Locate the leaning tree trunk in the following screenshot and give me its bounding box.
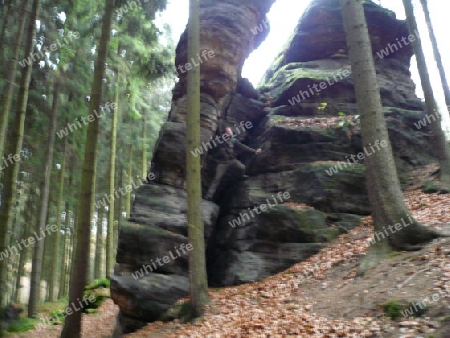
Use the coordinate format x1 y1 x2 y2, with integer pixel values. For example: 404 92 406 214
0 0 31 160
340 0 440 274
0 0 40 309
28 78 60 317
419 0 450 110
60 0 115 335
186 0 209 319
402 0 450 187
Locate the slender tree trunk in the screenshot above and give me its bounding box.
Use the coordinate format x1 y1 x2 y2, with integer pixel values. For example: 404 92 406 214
125 148 133 217
114 166 123 251
13 192 33 303
106 70 119 276
402 0 450 186
94 208 104 279
340 0 440 274
186 0 209 319
0 0 31 160
0 0 40 309
419 0 450 110
0 1 13 52
142 115 147 179
60 0 115 335
58 201 71 299
49 137 66 301
28 79 60 317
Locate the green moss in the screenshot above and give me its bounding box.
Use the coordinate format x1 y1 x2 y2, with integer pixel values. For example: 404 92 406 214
422 181 439 194
388 252 399 258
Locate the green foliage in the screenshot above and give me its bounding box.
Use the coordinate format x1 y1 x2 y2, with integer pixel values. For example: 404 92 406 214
84 277 110 290
335 111 360 133
82 278 111 313
381 300 403 319
7 318 39 333
317 102 327 111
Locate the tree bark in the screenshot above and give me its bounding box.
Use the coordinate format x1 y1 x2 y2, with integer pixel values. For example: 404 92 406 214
28 78 60 317
106 70 119 276
60 0 115 335
94 208 104 279
0 0 40 309
0 0 31 160
402 0 450 187
49 137 67 301
125 147 133 218
419 0 450 110
186 0 209 319
340 0 440 274
58 201 70 299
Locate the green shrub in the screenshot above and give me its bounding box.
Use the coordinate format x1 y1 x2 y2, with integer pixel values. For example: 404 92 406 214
7 317 39 333
381 300 402 319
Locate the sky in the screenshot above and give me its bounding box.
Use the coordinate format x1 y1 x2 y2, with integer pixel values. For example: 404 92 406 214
156 0 450 131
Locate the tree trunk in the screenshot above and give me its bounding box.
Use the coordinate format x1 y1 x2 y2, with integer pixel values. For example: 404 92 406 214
340 0 440 274
0 0 40 309
49 137 67 301
0 0 31 160
28 79 60 317
402 0 450 186
13 192 34 303
186 0 209 319
60 0 115 335
106 70 119 277
125 148 133 218
419 0 450 110
142 115 147 179
94 208 104 279
58 201 70 299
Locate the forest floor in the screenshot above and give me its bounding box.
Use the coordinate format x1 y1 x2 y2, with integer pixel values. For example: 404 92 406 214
10 164 450 338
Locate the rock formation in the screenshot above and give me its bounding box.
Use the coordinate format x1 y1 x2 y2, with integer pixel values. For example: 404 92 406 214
111 0 438 333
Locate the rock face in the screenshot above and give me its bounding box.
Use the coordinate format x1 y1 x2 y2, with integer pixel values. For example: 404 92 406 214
111 0 438 333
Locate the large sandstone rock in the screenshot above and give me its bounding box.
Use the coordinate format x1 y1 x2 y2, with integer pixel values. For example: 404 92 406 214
111 0 439 332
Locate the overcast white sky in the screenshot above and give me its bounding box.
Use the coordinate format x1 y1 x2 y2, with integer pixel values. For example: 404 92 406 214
157 0 449 130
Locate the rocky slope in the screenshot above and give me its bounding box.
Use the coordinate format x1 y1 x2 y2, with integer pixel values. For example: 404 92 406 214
110 0 438 333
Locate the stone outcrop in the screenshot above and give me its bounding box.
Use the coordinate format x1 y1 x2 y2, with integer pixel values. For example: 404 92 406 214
111 0 438 333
